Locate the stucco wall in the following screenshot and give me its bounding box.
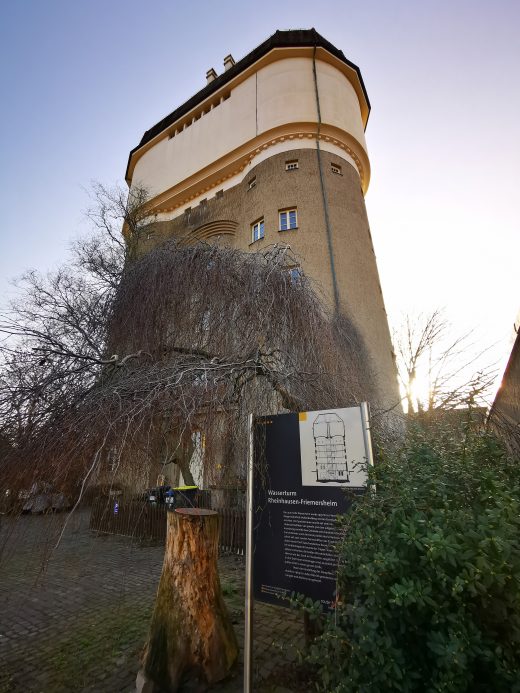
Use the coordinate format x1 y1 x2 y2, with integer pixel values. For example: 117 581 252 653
131 57 367 200
137 149 400 411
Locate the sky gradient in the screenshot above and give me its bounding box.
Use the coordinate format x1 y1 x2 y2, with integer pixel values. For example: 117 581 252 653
1 0 518 394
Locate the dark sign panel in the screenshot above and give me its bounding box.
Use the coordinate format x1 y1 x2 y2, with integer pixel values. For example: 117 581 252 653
252 407 369 610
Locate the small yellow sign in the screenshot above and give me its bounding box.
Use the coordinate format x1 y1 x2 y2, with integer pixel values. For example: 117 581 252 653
298 412 307 422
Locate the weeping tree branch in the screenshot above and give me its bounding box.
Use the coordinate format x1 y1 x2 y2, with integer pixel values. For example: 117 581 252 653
0 183 150 445
0 230 379 509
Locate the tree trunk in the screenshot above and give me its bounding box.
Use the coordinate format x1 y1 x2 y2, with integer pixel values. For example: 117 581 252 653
176 458 196 487
142 508 238 691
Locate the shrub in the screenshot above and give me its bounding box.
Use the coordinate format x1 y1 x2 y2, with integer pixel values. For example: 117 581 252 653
308 425 520 692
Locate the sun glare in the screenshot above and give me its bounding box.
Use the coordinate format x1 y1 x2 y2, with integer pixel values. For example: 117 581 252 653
409 372 432 411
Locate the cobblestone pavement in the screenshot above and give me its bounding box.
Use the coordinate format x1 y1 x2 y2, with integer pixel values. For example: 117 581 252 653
0 511 310 692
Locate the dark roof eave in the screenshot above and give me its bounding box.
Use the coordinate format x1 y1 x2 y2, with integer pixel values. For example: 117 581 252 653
125 29 370 183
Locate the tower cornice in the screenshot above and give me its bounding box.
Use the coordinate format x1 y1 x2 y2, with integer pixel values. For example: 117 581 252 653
130 124 370 226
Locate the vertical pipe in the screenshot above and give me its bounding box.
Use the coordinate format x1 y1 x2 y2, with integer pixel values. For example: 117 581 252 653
243 413 255 692
312 45 340 313
360 402 375 468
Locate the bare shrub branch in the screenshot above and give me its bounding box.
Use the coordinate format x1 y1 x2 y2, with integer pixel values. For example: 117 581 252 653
393 309 497 413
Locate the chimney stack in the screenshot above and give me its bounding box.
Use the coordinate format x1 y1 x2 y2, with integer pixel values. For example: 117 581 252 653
223 54 235 71
206 67 218 84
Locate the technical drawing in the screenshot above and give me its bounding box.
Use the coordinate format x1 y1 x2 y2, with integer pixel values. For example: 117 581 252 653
312 413 349 483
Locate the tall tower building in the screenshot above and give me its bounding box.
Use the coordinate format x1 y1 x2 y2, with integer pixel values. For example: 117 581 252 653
125 29 400 410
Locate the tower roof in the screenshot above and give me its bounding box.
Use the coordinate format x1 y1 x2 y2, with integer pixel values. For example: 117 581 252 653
126 29 370 183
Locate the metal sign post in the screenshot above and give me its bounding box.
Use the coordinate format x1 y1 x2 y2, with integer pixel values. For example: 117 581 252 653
243 413 254 693
360 402 375 468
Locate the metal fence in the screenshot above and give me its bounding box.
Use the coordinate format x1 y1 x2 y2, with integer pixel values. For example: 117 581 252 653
89 494 246 555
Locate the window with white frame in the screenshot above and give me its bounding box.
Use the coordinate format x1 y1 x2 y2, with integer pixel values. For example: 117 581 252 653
285 160 299 171
279 208 297 231
287 266 302 284
251 218 264 242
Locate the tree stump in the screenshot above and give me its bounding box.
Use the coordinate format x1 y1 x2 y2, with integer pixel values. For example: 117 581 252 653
142 508 238 692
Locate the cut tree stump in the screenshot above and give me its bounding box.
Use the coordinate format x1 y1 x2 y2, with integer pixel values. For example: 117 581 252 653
142 508 238 692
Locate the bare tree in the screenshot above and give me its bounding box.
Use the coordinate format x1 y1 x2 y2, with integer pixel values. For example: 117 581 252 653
82 181 151 264
393 309 496 414
0 183 150 444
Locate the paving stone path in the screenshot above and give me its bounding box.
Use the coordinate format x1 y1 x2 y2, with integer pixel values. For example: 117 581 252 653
0 511 311 692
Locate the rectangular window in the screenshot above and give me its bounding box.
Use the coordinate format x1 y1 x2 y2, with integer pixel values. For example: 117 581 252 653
251 218 264 243
331 163 342 175
279 208 297 231
287 266 302 284
248 177 256 190
285 160 299 171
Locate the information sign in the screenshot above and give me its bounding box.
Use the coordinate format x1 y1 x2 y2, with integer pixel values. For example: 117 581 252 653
252 405 372 610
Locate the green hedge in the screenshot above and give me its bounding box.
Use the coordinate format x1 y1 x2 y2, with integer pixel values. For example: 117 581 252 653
308 426 520 692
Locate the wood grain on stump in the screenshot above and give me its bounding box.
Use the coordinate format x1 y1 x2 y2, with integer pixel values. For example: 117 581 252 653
143 508 238 692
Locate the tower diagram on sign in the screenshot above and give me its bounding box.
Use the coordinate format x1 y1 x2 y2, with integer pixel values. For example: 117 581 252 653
312 413 349 483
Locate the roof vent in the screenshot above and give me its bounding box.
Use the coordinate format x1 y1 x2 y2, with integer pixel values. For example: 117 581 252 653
206 67 218 84
223 54 235 71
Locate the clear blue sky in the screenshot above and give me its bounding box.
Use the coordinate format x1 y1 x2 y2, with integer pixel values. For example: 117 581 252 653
1 0 519 386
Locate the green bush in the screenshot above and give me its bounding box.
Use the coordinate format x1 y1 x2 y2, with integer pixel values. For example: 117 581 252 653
308 426 520 692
